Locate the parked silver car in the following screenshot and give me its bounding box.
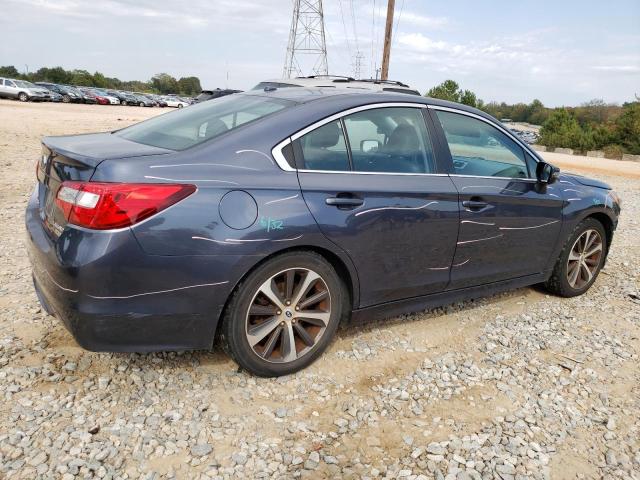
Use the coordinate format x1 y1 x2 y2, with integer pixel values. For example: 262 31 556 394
0 77 51 102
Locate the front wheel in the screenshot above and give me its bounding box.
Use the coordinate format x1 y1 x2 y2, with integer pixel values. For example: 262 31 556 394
18 92 28 102
545 218 607 297
220 252 346 377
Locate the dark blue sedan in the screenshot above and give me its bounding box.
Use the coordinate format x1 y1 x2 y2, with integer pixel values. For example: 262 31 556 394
26 89 621 376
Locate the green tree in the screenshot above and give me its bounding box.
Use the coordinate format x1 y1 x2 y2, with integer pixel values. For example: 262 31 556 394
460 89 478 108
0 65 21 78
177 76 202 96
69 69 95 86
539 109 587 150
151 73 179 94
612 102 640 154
426 80 462 102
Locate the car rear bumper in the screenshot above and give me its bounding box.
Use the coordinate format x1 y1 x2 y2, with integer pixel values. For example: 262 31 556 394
25 188 252 352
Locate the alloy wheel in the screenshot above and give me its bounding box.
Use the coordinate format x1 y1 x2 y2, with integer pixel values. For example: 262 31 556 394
245 268 331 363
566 229 603 289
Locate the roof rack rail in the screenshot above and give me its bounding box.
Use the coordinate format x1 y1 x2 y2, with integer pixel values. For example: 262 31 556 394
357 79 411 88
297 75 356 82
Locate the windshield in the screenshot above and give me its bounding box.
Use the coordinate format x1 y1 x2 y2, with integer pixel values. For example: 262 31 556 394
116 94 293 151
15 80 36 88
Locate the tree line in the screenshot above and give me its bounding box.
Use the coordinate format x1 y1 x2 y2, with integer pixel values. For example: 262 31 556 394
0 66 202 96
425 80 640 156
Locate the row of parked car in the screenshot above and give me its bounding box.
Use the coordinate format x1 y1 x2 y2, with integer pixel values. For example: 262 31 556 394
0 77 194 108
508 128 540 145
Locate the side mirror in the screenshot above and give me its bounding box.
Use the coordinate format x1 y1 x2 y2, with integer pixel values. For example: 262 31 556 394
361 139 381 153
536 162 560 185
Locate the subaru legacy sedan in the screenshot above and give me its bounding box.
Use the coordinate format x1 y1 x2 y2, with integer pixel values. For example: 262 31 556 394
26 89 620 377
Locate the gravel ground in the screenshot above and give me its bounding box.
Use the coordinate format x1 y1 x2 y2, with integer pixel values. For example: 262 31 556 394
0 100 639 480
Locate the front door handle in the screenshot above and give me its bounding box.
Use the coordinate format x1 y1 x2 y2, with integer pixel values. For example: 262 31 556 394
462 199 489 210
325 197 364 208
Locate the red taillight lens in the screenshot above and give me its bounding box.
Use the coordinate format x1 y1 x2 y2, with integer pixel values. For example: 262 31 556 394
55 182 196 230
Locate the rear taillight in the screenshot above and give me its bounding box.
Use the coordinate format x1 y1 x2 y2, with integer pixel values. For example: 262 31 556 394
55 182 196 230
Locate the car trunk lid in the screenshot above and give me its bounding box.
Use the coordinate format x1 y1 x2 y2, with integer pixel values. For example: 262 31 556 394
37 133 172 236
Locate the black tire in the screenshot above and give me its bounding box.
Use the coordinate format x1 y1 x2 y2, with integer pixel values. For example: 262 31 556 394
178 104 183 108
62 95 71 103
121 101 127 106
545 218 607 297
139 102 144 107
18 92 28 102
220 251 347 377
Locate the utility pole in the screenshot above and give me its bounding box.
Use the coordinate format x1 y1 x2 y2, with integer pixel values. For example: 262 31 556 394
283 0 329 78
380 0 395 80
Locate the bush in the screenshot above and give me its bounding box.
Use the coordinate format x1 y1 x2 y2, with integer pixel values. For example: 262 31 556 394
603 144 625 159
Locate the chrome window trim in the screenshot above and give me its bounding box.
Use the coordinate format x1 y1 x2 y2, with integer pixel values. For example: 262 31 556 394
272 137 296 172
270 101 541 181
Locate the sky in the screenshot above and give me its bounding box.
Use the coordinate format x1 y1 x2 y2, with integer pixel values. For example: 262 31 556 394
1 0 639 106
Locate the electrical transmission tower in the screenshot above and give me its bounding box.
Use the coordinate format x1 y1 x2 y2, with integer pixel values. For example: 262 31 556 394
283 0 329 78
352 51 365 79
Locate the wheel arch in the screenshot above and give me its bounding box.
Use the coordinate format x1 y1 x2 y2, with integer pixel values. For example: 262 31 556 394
212 244 359 346
583 211 614 255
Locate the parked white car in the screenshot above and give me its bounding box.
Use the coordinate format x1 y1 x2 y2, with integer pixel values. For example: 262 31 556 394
0 77 51 102
163 96 189 108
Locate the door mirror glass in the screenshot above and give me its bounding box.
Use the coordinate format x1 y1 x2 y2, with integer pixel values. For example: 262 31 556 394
360 139 381 152
536 161 560 184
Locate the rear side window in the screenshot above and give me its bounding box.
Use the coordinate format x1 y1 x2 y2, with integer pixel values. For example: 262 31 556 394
435 110 529 178
344 107 435 173
117 95 293 151
297 120 350 171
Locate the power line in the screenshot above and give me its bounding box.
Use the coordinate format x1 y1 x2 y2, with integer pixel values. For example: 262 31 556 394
391 0 405 49
337 0 353 59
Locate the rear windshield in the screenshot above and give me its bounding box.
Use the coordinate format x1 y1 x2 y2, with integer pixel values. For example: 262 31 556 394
116 94 293 151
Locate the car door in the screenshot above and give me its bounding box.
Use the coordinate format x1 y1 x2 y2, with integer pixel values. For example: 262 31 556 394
289 104 460 307
0 79 13 98
429 107 564 289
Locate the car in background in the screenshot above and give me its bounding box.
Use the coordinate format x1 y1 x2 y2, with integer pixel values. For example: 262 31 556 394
163 95 189 108
48 91 63 103
106 90 138 106
253 75 421 95
61 85 96 104
87 88 120 105
25 90 620 376
127 93 154 107
35 82 84 103
76 87 110 105
0 78 51 102
132 92 160 107
193 88 241 103
147 94 168 107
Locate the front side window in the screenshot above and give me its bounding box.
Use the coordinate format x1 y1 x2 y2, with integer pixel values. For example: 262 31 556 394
117 94 293 151
297 120 350 171
344 107 435 173
435 110 529 178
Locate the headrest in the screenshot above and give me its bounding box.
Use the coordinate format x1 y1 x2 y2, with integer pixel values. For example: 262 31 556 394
308 123 340 148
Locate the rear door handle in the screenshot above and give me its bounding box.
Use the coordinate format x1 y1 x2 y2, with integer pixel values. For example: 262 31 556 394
325 197 364 208
462 200 489 210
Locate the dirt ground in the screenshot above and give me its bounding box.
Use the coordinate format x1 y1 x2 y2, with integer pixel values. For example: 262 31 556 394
0 99 638 480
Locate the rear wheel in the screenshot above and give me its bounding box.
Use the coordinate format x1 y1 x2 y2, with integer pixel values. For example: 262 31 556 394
220 252 346 377
62 95 71 103
18 92 28 102
545 218 607 297
178 103 183 108
139 102 144 107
